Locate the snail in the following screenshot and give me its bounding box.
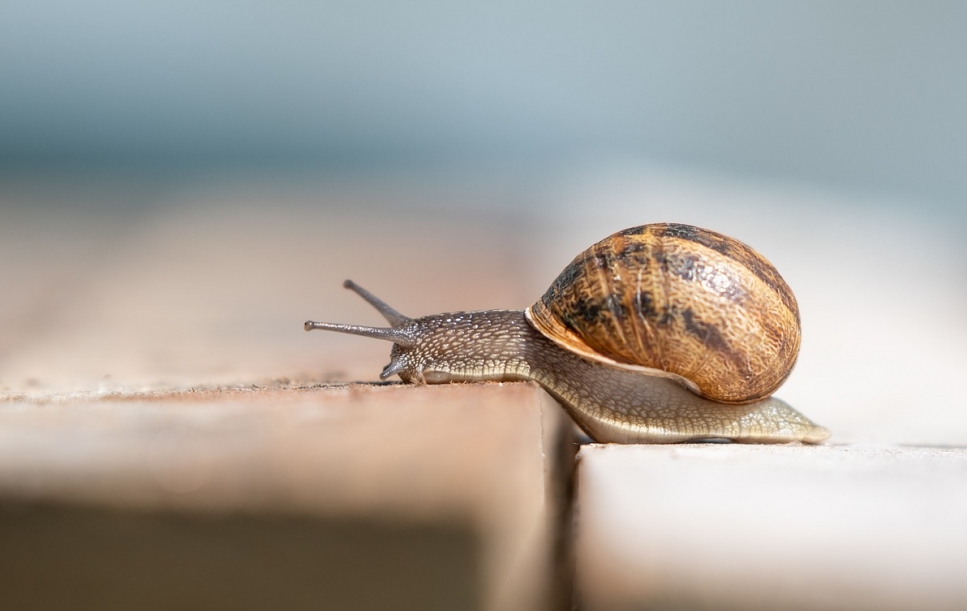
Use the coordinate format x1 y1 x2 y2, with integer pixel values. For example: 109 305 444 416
305 223 829 444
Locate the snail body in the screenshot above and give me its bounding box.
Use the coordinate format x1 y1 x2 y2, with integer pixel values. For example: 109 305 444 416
306 223 828 444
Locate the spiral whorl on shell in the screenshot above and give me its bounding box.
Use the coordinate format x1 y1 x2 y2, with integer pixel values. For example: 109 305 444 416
525 223 801 404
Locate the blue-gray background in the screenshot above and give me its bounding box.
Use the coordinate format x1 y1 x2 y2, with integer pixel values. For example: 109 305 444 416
1 0 965 209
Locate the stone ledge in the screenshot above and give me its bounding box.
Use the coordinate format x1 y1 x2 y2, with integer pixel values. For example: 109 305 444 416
0 382 575 611
575 443 967 611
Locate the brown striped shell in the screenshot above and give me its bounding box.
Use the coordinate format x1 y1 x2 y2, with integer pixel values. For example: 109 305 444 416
525 223 801 404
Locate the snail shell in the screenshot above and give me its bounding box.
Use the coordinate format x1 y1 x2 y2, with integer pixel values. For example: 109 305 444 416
526 223 800 404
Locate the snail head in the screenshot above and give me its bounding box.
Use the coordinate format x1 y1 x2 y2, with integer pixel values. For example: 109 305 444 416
304 279 421 381
305 280 526 384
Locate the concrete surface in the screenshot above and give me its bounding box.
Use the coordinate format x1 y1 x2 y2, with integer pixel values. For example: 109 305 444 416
575 443 967 611
0 382 574 611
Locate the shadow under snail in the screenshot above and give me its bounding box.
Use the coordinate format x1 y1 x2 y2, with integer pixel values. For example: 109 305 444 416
305 223 829 444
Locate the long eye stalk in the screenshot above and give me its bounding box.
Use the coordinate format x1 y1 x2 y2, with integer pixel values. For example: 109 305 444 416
304 280 415 348
303 320 415 348
342 279 411 328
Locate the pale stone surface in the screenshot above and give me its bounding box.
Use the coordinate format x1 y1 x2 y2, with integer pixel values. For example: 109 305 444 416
0 382 574 611
576 443 967 611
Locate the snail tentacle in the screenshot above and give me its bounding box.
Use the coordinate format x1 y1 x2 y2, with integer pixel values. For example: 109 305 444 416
342 279 411 327
304 320 416 348
380 356 408 380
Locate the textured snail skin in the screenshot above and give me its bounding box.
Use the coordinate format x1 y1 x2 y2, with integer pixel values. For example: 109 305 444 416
385 310 828 444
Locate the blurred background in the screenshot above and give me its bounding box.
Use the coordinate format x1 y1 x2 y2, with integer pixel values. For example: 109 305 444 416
2 0 966 444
